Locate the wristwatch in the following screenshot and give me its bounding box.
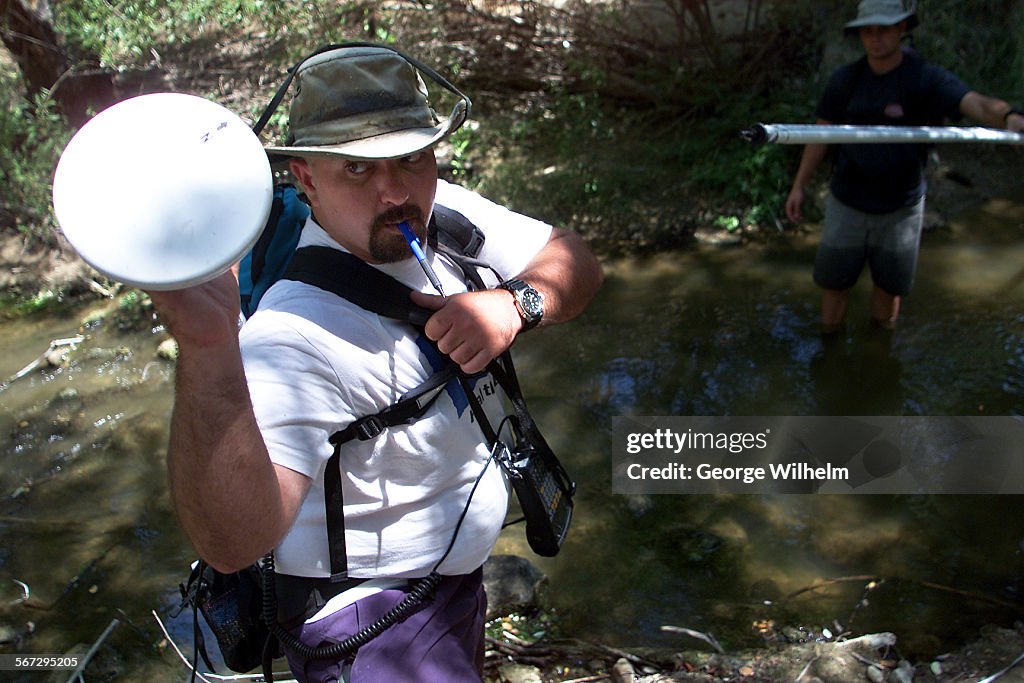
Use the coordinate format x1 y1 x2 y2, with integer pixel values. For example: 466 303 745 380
500 278 544 330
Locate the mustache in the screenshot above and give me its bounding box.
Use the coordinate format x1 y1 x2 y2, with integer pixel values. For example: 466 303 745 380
373 205 425 229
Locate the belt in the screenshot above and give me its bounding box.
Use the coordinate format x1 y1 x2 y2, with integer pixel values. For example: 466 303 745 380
274 573 369 629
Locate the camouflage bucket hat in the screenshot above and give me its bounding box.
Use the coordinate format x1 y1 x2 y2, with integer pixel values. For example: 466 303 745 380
264 45 469 160
843 0 919 35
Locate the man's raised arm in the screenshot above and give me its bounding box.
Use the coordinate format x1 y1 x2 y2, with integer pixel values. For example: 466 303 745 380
148 271 310 574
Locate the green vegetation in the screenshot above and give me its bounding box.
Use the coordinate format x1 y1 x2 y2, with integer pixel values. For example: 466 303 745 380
0 77 70 240
54 0 291 65
2 0 1022 286
458 3 830 251
916 0 1024 96
50 0 401 71
0 288 61 317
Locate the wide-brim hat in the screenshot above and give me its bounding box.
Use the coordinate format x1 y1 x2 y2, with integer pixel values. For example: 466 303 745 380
843 0 918 35
264 46 467 160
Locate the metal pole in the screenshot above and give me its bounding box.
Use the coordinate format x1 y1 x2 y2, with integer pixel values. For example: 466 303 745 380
742 123 1024 146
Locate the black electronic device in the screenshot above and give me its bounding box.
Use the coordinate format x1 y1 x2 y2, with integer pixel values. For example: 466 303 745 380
506 429 575 557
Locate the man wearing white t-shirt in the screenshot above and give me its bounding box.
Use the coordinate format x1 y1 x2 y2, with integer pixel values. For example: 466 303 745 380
148 44 602 682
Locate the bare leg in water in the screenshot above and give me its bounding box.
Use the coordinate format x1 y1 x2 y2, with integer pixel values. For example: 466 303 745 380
820 288 849 335
821 285 901 332
869 285 900 330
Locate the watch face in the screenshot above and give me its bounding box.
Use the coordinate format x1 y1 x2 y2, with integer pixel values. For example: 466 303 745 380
520 288 544 318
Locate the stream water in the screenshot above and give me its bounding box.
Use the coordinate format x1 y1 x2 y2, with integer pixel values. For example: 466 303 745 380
1 190 1023 680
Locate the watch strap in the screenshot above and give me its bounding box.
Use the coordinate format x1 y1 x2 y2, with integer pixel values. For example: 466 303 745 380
500 278 543 330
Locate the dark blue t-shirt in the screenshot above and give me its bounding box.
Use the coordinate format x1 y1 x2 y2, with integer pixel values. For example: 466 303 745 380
817 49 969 213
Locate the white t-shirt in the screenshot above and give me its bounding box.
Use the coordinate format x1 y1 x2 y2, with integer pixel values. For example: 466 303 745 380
239 180 552 579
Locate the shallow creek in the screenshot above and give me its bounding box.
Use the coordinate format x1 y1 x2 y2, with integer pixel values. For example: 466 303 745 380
1 190 1023 679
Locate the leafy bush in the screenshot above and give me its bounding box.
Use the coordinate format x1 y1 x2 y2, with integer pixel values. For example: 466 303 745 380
0 77 70 239
54 0 290 65
913 0 1024 97
4 0 1022 262
463 1 828 248
53 0 389 67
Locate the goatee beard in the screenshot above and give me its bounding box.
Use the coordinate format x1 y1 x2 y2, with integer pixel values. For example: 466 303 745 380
368 205 426 263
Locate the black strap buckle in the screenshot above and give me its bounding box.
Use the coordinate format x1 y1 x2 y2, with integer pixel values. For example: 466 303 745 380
491 441 520 479
354 415 385 440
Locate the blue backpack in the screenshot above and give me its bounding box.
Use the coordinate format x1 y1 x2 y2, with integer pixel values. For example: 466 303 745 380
238 185 310 318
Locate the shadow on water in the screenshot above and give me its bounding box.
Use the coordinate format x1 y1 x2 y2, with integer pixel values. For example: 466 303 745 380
0 189 1023 678
500 189 1024 659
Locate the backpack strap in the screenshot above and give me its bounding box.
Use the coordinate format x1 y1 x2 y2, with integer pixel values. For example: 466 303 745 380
431 206 499 293
282 202 489 320
430 205 485 258
487 354 574 497
284 247 433 327
320 364 457 579
282 245 460 579
283 245 464 438
329 365 458 446
320 447 347 581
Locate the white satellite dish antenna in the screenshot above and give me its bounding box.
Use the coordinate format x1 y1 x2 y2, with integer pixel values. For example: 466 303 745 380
52 93 273 290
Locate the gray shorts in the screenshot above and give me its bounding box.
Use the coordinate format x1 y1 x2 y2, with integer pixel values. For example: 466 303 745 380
813 193 925 296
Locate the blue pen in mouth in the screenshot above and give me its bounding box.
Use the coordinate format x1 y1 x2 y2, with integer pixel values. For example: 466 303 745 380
399 221 446 298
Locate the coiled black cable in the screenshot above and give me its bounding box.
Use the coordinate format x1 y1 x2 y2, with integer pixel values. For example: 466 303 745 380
260 554 441 663
258 401 503 680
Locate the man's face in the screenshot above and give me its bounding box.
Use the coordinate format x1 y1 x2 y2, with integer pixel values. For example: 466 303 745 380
858 22 905 61
290 149 438 264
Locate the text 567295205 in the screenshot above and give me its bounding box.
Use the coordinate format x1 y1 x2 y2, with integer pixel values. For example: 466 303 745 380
0 655 80 670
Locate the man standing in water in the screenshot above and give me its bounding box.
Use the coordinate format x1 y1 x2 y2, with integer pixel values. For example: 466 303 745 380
784 0 1024 333
149 44 602 682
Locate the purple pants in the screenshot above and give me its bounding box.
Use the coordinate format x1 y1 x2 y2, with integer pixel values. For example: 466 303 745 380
283 569 486 683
